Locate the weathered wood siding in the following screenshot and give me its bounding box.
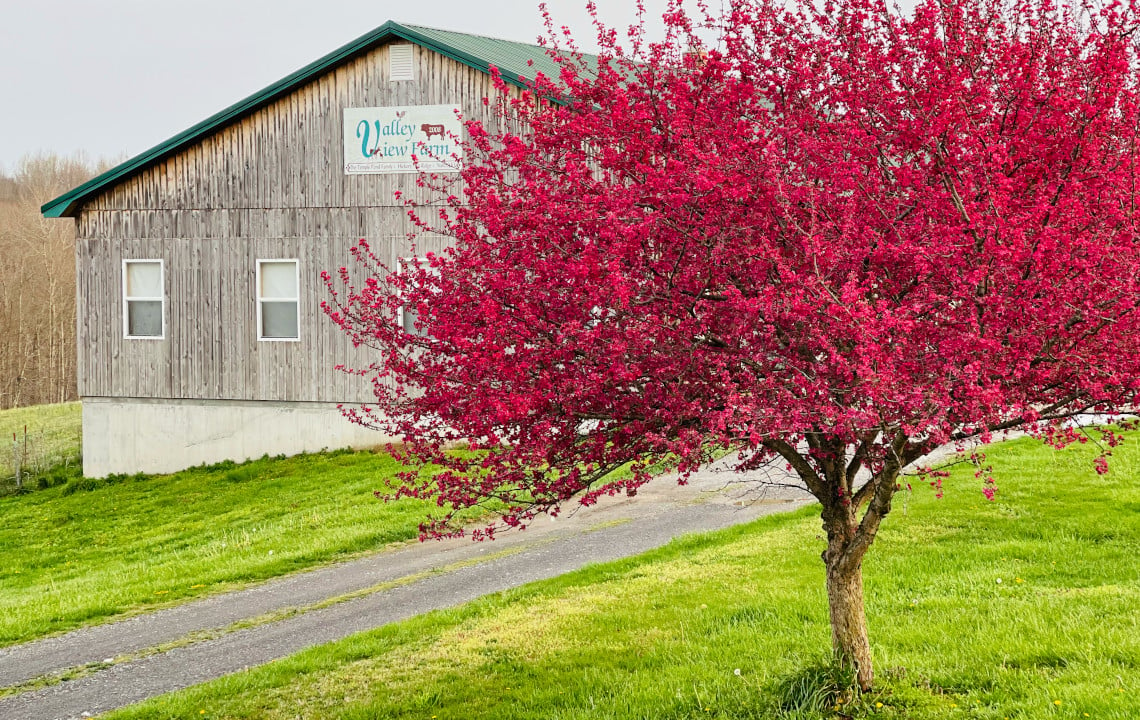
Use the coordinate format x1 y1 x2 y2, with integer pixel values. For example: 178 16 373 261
75 43 501 402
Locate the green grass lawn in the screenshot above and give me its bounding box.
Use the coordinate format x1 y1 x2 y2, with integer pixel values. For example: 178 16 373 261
0 402 81 485
0 448 456 647
101 435 1140 720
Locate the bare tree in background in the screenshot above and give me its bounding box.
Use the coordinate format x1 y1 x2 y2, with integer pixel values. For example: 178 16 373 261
0 153 102 409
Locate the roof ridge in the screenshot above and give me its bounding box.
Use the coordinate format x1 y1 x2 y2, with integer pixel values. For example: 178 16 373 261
399 22 549 50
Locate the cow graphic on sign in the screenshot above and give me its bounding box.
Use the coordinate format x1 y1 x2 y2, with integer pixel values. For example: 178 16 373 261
421 123 446 141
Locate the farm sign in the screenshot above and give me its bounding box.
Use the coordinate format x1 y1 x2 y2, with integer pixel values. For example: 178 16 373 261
343 105 463 174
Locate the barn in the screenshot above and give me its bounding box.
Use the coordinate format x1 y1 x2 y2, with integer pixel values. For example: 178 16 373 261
41 22 555 477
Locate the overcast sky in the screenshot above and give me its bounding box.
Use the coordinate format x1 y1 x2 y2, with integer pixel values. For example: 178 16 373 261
0 0 675 173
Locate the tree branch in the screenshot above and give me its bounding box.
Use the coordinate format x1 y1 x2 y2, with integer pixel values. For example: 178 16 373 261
762 438 827 498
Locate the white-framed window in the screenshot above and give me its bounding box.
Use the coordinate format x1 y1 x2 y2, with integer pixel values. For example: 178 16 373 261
398 256 431 337
257 259 300 341
122 259 164 339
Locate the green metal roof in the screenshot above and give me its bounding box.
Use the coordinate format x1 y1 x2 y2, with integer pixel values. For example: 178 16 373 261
401 24 577 88
42 21 576 219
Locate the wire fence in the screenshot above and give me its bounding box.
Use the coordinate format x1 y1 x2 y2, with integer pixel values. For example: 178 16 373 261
1 403 82 495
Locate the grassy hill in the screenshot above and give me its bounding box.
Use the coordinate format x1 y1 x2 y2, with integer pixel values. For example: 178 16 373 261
0 440 455 646
101 434 1140 720
0 402 81 490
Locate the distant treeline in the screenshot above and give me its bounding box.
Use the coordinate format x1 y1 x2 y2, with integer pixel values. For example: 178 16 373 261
0 154 109 409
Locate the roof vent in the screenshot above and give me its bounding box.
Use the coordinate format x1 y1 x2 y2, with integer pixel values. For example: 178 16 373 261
389 44 414 82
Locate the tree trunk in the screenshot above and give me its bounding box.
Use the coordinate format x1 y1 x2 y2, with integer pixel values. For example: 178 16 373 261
826 557 873 691
767 434 907 694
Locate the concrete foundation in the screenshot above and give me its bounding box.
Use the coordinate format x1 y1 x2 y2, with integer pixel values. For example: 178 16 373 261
81 397 397 477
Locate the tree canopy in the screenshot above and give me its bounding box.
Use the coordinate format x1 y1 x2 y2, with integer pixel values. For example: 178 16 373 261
325 0 1140 688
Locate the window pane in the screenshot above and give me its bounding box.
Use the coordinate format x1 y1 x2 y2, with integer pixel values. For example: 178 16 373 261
402 305 423 335
126 261 161 298
260 261 298 300
128 300 162 337
261 301 299 339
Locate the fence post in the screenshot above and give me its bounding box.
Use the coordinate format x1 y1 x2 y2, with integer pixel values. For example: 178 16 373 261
11 431 20 492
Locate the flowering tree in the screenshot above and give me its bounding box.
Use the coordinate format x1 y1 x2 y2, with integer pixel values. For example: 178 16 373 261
325 0 1140 689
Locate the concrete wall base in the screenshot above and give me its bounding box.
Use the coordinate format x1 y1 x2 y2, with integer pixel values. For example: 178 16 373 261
81 397 397 477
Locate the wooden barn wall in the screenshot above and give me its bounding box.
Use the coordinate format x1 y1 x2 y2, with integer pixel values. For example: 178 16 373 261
75 223 447 402
75 42 500 402
81 43 505 212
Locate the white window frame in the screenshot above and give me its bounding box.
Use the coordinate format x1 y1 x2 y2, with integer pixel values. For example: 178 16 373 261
122 259 165 340
398 256 432 337
256 258 301 342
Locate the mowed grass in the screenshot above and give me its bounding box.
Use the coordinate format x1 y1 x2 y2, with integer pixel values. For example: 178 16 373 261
0 448 454 646
0 402 81 481
104 435 1139 720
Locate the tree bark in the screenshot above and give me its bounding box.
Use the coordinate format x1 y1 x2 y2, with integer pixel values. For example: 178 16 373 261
826 555 873 691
